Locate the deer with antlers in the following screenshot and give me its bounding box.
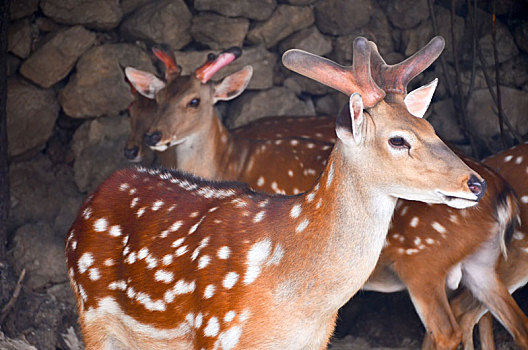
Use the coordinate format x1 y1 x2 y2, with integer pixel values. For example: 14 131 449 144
66 37 485 349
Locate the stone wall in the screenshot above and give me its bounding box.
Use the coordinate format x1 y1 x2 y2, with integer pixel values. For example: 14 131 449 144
4 0 528 348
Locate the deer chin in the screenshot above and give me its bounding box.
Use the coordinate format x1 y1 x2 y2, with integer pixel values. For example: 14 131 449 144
434 190 479 209
149 138 186 152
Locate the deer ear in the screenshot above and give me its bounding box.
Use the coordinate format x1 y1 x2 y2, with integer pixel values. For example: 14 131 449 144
336 93 364 145
213 65 253 103
125 67 166 99
404 78 437 118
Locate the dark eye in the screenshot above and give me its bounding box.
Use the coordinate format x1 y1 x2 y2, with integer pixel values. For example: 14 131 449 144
188 98 200 108
389 137 410 149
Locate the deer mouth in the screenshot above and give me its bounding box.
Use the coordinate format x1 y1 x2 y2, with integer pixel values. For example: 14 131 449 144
150 137 186 152
434 190 479 209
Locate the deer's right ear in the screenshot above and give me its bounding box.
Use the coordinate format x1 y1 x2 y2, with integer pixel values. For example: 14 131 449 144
336 93 364 145
125 67 166 99
213 65 253 103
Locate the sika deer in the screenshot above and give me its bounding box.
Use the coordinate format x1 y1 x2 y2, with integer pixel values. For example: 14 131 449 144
66 37 485 350
125 47 331 195
439 143 528 350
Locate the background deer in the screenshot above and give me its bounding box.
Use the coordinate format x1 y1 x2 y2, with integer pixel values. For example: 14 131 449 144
65 37 485 350
125 47 332 195
435 143 528 350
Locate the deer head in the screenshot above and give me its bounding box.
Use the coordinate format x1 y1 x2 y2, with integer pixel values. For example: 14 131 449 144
125 47 252 152
283 36 485 208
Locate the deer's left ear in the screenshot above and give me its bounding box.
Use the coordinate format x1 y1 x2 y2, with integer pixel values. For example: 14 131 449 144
213 65 253 103
404 78 438 118
125 67 166 99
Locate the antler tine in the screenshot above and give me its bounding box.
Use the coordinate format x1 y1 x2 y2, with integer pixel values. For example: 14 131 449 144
369 36 445 95
282 37 385 108
151 44 181 81
194 47 242 84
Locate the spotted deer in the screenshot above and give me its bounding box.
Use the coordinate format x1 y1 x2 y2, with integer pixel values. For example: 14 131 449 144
125 47 331 195
435 143 528 350
65 37 485 350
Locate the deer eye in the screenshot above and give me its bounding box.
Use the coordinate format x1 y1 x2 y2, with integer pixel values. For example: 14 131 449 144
389 137 410 149
188 98 200 108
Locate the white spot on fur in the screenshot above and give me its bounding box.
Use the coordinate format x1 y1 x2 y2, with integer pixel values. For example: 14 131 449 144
175 245 188 256
197 255 211 269
170 220 183 232
162 254 173 265
504 155 513 162
290 139 299 146
78 253 94 273
409 217 419 227
155 270 174 283
266 244 284 266
82 207 92 219
218 326 242 350
189 216 206 234
223 272 239 289
136 207 146 217
515 156 523 164
125 251 137 264
152 200 164 211
138 247 149 260
204 284 215 299
425 238 436 245
521 196 528 204
218 246 231 259
108 280 127 291
449 215 458 223
288 170 294 177
290 204 302 218
296 219 309 233
104 258 114 266
109 225 122 237
130 197 139 208
94 218 108 232
432 221 446 233
204 317 220 337
244 239 271 285
405 248 419 255
89 268 100 281
326 162 334 188
257 176 265 187
172 237 185 248
253 211 265 223
224 311 236 323
513 231 525 240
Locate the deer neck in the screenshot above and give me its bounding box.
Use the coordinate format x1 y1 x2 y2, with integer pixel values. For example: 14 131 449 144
174 109 245 180
276 144 397 312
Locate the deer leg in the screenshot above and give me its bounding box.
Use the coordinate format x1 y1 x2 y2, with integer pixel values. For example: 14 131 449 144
462 253 528 349
478 313 496 350
404 280 461 350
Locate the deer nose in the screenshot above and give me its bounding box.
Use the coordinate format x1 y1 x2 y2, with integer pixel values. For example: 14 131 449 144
124 146 139 160
144 131 162 146
467 175 486 200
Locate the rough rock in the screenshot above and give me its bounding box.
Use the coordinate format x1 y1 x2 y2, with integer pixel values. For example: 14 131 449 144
226 87 316 128
386 0 429 29
7 54 21 76
247 5 314 48
194 0 276 21
285 0 317 4
283 75 332 96
40 0 122 30
121 0 153 15
4 288 78 350
11 222 69 290
428 99 465 144
466 87 528 138
402 6 465 63
191 13 249 50
499 55 528 88
8 154 82 234
214 46 277 90
0 332 37 350
8 19 32 59
279 26 332 56
59 43 155 118
476 21 519 67
9 0 39 20
71 114 132 193
514 22 528 54
314 93 343 116
314 0 371 36
7 77 59 158
120 0 191 50
20 26 96 88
